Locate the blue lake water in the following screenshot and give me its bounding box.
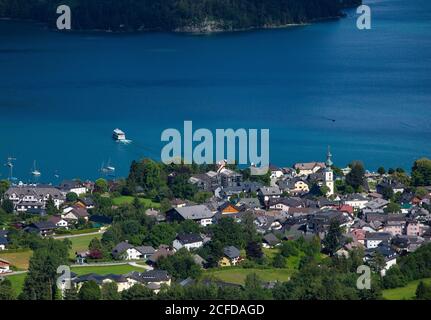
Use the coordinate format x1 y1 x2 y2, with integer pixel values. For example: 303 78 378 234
0 0 430 182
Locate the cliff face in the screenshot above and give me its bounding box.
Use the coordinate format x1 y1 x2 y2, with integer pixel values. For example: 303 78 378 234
0 0 362 33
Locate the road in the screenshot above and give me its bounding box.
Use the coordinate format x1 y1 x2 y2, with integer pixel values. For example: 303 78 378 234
53 229 107 240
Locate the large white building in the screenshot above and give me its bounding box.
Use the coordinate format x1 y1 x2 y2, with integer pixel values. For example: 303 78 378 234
4 185 65 213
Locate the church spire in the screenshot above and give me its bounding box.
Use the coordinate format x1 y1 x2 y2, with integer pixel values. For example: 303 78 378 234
326 146 333 167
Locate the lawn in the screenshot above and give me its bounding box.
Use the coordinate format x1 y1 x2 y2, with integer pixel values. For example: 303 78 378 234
205 267 293 285
67 233 102 259
4 273 27 298
0 250 33 270
112 196 160 208
382 278 431 300
5 264 144 298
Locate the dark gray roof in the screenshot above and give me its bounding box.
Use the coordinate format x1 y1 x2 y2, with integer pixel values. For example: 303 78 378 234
31 221 57 230
176 233 203 244
263 233 280 246
73 273 128 285
135 245 156 255
223 246 240 259
130 270 170 283
173 205 214 220
112 241 134 256
366 232 392 241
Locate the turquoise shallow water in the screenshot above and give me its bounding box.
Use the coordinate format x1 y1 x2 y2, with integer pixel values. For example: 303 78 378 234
0 0 430 182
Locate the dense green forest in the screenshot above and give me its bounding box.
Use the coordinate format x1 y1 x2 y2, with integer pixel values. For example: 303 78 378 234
0 0 362 32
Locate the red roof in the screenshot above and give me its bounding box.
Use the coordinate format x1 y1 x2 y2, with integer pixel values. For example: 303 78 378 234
338 205 354 214
0 258 10 267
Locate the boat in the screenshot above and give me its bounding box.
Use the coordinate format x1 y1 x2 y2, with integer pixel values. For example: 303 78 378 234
31 160 41 176
100 159 115 174
112 128 126 141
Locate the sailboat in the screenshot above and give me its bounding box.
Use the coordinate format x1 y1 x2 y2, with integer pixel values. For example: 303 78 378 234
100 159 115 174
31 160 41 176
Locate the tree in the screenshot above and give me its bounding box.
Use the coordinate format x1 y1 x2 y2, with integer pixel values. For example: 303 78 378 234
415 281 431 300
322 219 343 256
345 161 365 191
377 167 386 175
273 253 286 268
380 185 394 200
147 223 176 247
95 178 108 193
79 281 101 300
244 273 271 300
63 286 79 300
0 278 14 300
384 202 401 214
1 198 14 214
66 192 78 202
121 284 154 300
0 180 10 198
45 196 57 215
157 248 201 280
412 158 431 186
246 241 263 261
280 241 299 258
368 252 386 274
415 187 428 199
101 282 120 300
20 239 69 300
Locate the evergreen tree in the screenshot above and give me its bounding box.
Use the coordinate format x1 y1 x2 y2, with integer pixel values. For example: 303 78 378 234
79 281 101 300
322 219 343 256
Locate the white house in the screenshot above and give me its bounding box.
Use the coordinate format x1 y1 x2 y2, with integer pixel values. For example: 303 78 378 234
0 259 10 274
344 194 369 210
173 234 203 251
112 242 142 260
59 180 88 196
5 185 65 212
365 232 391 249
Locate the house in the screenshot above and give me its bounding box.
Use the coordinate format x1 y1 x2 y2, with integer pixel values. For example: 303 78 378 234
218 202 240 215
26 221 57 236
72 273 132 292
377 180 405 195
343 194 368 210
218 168 243 188
189 172 218 192
258 186 282 203
269 164 284 179
193 254 207 268
76 197 95 209
365 232 391 249
59 180 88 196
48 216 69 229
0 259 11 274
365 244 398 276
5 185 65 212
75 251 89 264
278 178 310 195
0 230 9 250
365 198 389 211
128 270 172 293
172 234 203 251
147 245 174 265
262 233 281 248
61 206 89 223
406 221 424 236
383 220 405 236
219 246 241 267
135 246 156 260
166 205 215 227
235 198 261 210
294 162 325 176
112 242 142 260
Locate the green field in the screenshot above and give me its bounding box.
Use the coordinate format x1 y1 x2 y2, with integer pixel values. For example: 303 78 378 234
5 264 145 298
67 234 102 259
112 196 161 208
205 267 293 285
0 250 33 270
382 278 431 300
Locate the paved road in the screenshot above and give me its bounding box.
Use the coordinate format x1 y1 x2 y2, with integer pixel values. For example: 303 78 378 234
1 270 28 277
53 230 106 240
71 261 152 270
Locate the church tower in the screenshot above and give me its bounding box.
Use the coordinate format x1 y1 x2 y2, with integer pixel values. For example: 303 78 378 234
324 146 334 196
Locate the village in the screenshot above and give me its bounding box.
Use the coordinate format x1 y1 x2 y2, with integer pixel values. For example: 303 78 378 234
1 150 431 300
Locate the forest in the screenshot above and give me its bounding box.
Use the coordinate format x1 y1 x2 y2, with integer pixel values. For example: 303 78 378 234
0 0 362 32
